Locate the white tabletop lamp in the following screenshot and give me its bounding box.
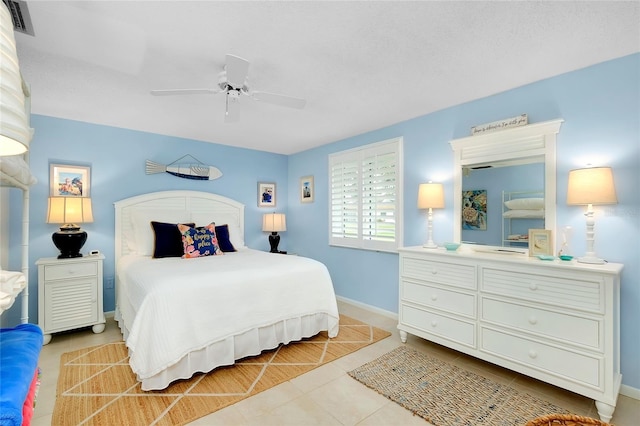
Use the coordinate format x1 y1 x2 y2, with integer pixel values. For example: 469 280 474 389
567 167 617 264
418 182 445 249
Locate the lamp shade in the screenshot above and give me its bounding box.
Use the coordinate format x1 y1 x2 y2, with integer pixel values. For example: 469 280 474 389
567 167 617 205
0 2 32 156
47 197 94 224
262 213 286 232
417 182 445 209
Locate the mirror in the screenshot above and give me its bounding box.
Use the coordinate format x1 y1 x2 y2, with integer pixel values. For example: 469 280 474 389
461 161 545 247
451 119 563 251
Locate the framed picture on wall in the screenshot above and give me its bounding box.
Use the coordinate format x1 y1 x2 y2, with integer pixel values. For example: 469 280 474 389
300 175 314 203
258 182 276 207
528 229 553 257
50 163 90 197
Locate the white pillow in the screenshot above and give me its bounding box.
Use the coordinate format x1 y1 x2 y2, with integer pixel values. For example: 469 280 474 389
227 224 245 249
130 209 190 255
504 198 544 210
502 209 545 218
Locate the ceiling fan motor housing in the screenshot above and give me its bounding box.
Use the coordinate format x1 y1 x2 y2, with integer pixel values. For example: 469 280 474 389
218 70 249 94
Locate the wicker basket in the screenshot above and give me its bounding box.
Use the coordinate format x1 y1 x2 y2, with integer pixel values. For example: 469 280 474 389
525 414 612 426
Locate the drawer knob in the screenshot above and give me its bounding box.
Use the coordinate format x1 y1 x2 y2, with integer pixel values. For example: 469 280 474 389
431 268 438 275
529 283 538 291
528 349 538 359
431 320 438 328
528 316 538 325
431 294 438 301
68 269 76 275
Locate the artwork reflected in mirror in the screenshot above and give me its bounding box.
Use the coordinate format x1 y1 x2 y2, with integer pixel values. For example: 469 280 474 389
462 190 487 231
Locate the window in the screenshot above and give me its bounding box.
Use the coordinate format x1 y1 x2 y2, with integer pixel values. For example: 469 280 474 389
329 137 403 252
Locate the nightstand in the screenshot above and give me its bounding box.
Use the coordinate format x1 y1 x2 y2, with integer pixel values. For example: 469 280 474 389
36 254 106 345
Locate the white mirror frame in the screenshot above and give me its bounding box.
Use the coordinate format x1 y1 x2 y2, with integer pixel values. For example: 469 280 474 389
451 118 563 248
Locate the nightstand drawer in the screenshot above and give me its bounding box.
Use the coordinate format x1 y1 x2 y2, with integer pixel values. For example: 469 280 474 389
44 261 97 281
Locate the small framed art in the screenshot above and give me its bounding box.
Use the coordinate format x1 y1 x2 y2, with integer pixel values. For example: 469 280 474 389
528 229 553 257
300 175 314 203
258 182 276 207
50 163 90 197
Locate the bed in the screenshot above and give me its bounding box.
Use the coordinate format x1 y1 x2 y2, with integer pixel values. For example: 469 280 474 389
114 190 340 391
1 154 42 426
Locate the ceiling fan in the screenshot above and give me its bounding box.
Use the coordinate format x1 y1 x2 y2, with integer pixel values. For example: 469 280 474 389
150 54 306 122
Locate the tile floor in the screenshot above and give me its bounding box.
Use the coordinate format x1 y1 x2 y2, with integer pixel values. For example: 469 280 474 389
31 301 639 425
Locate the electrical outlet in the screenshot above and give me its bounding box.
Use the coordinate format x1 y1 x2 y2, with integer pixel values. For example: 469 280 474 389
104 277 115 289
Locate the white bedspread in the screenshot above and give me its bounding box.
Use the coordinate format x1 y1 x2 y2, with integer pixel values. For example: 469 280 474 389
117 249 339 387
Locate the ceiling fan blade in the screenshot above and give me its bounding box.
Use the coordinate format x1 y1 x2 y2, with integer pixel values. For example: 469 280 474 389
225 54 250 88
252 91 306 109
224 91 240 123
150 89 219 96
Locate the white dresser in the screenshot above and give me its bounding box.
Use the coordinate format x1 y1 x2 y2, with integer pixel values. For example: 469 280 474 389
397 246 623 422
37 254 106 345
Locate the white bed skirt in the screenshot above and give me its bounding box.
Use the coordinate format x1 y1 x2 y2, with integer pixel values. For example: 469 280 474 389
116 307 336 390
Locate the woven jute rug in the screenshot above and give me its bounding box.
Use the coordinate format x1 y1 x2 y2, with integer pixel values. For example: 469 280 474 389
53 315 390 426
349 346 572 426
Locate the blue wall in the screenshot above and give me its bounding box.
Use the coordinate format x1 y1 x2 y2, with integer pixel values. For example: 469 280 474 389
287 54 640 389
6 53 639 390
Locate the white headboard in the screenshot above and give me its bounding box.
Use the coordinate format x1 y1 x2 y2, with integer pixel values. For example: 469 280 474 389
114 190 245 261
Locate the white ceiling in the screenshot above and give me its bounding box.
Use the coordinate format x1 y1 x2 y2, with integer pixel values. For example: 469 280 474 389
13 1 640 155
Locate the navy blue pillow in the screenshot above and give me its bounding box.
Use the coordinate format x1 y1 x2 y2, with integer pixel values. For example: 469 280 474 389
151 221 195 258
215 224 236 252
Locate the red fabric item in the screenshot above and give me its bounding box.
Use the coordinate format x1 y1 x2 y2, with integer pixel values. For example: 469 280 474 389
21 368 39 425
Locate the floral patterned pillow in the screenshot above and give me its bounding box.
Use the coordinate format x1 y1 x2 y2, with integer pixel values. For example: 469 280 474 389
178 223 224 258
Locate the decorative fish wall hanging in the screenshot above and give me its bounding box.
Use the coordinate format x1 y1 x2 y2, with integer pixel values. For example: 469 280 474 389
145 155 222 181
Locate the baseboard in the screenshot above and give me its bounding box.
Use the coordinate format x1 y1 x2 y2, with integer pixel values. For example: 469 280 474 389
336 295 398 320
620 384 640 400
334 297 640 401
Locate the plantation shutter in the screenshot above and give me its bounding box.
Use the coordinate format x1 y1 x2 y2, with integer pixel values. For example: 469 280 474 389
329 137 402 252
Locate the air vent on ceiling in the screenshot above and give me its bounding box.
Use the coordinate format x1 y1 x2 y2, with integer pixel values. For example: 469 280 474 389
2 0 34 36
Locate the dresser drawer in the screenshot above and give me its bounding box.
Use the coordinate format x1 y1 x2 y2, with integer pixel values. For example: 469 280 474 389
44 261 97 281
481 297 602 350
481 268 603 313
402 279 475 318
400 304 475 347
481 327 602 388
401 256 476 290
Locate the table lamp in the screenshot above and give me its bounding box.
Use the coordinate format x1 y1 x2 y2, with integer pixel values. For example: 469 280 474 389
418 182 445 248
262 212 286 253
0 2 33 156
567 167 617 264
46 197 94 258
